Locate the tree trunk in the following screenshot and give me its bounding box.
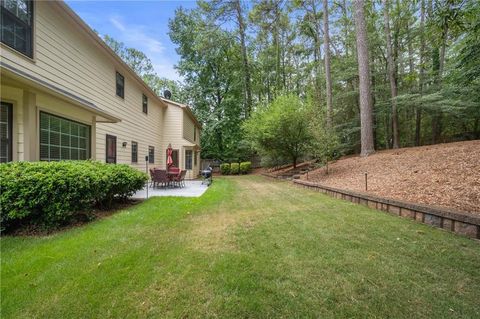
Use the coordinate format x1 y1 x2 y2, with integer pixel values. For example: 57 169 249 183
416 0 426 146
383 0 399 149
323 0 333 128
234 0 252 118
354 0 375 156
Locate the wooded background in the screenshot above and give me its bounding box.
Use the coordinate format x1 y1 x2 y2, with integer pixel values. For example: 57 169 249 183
104 0 480 163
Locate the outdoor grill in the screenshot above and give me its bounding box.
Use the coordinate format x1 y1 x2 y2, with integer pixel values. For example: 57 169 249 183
201 167 213 186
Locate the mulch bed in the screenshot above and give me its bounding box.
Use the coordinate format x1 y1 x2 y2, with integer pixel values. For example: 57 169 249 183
302 140 480 214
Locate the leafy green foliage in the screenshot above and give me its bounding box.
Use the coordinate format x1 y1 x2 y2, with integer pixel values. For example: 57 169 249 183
244 95 313 168
230 163 240 175
239 161 252 174
220 163 231 175
168 0 479 160
0 161 147 231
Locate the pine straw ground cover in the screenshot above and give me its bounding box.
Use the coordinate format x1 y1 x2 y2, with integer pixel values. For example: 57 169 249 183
2 176 480 318
303 140 480 214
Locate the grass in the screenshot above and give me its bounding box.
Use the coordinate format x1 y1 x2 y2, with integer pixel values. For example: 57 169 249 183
1 175 479 318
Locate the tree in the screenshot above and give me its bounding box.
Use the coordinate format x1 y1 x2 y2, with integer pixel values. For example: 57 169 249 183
102 35 154 78
199 0 253 117
353 0 375 156
323 0 333 128
169 7 245 160
383 0 399 148
244 95 312 168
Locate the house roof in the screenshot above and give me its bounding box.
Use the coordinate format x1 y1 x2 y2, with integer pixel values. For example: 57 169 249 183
161 98 203 129
54 1 168 109
1 61 121 123
52 1 202 127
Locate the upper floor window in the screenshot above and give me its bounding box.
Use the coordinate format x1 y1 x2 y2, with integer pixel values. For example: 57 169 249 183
194 127 196 141
116 72 124 98
0 0 34 58
142 94 148 114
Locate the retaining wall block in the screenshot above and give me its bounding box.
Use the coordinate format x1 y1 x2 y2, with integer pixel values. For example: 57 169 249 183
401 208 415 219
368 200 377 209
388 205 401 215
442 219 454 231
415 212 424 222
424 214 442 227
454 222 478 238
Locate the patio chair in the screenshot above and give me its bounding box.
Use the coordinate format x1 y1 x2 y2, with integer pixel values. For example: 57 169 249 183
152 169 169 188
173 170 187 188
149 168 155 188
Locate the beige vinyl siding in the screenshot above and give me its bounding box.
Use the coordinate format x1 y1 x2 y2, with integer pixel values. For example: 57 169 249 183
183 113 195 143
1 2 202 173
161 105 184 168
0 85 24 161
1 2 164 169
161 103 201 179
0 82 97 161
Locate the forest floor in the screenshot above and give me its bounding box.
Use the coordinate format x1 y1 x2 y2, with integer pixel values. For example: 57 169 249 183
303 140 480 214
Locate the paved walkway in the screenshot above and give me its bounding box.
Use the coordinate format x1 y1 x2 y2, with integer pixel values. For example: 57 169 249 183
132 180 209 198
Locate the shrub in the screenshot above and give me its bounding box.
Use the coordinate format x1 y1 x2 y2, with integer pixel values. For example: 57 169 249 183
0 161 147 232
239 162 252 174
230 163 240 175
220 163 231 175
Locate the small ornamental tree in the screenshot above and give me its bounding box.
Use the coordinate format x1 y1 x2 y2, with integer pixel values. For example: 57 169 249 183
244 95 312 168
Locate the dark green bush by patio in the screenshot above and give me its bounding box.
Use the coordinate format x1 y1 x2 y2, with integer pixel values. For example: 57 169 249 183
220 163 231 175
230 163 240 175
0 161 147 232
239 162 252 174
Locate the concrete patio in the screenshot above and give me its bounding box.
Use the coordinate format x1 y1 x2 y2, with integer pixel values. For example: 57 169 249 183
132 180 209 198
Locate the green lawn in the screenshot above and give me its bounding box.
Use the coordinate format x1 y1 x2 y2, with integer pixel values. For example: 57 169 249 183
2 176 479 318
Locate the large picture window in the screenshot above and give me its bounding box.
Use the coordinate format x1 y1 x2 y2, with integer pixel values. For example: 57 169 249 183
0 0 33 57
40 112 90 161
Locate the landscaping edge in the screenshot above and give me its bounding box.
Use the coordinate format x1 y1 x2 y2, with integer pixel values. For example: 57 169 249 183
291 179 480 239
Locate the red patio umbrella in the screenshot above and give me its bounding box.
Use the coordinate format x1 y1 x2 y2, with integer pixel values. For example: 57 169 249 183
167 143 173 167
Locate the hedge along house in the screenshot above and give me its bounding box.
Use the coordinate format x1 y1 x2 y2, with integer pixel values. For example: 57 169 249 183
0 1 202 179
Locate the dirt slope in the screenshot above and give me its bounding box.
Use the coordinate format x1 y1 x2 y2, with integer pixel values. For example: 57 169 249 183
303 140 480 213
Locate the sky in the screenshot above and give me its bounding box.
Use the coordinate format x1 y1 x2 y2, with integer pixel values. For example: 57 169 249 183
65 1 198 82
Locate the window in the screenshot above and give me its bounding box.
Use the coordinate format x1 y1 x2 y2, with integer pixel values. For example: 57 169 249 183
0 102 13 163
116 72 124 98
0 0 33 57
194 151 197 166
194 128 196 141
39 112 91 161
131 141 138 163
148 146 154 164
142 94 148 114
185 150 192 170
106 134 116 163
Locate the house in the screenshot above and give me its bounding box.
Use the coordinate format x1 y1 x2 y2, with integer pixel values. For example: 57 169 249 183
0 0 201 178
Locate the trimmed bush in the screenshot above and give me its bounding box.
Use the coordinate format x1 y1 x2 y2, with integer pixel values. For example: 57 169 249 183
239 162 252 174
230 163 240 175
0 161 147 232
220 163 231 175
